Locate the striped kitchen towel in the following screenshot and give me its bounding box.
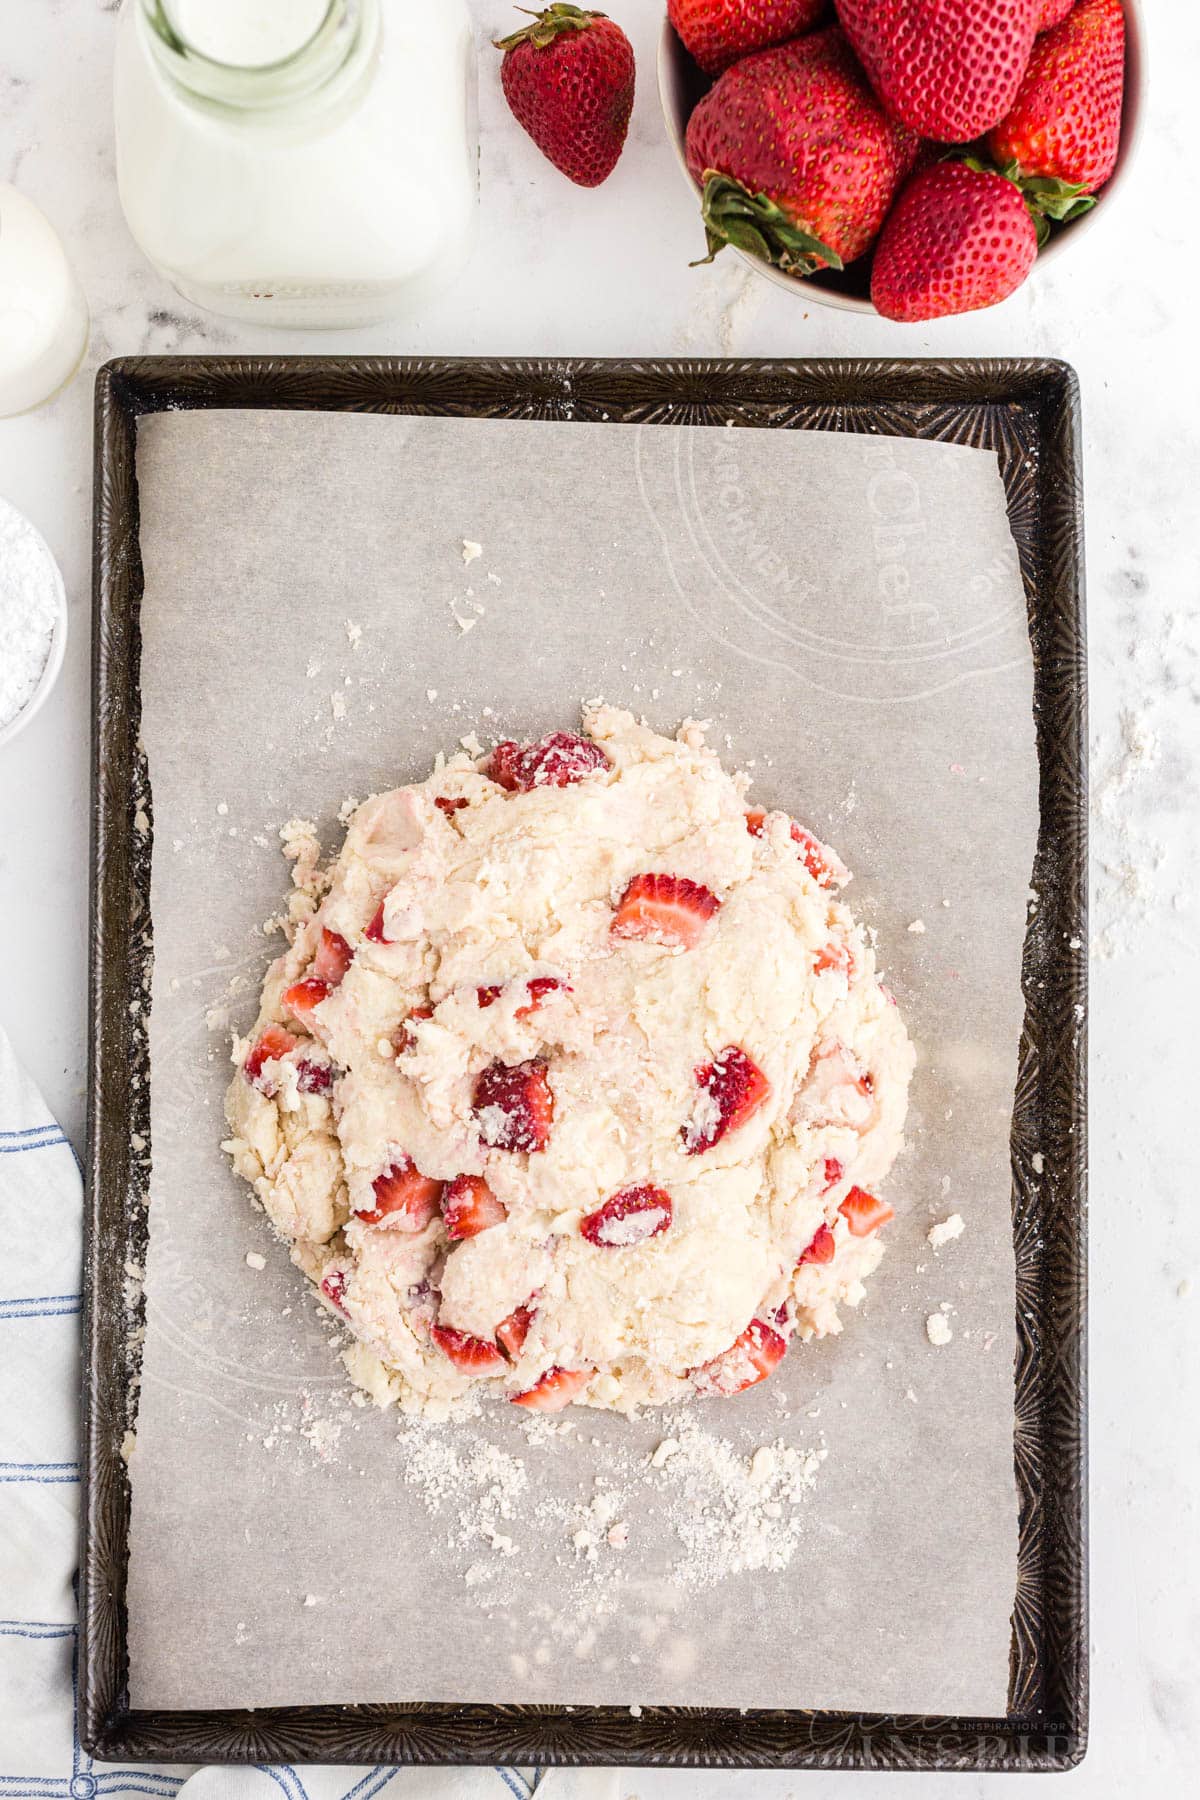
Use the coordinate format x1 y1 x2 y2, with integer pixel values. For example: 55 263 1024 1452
0 1019 615 1800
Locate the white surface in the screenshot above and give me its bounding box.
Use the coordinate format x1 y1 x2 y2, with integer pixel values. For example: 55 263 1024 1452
0 0 1195 1789
0 182 88 416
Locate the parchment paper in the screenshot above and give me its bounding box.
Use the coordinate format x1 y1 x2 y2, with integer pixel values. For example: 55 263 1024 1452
126 408 1036 1716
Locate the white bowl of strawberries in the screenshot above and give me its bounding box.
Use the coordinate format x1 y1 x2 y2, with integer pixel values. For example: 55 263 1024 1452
658 0 1144 320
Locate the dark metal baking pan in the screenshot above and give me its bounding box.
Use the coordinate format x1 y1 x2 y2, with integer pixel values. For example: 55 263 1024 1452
82 356 1086 1769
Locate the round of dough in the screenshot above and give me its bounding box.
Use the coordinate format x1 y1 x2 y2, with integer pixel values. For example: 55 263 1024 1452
223 708 915 1418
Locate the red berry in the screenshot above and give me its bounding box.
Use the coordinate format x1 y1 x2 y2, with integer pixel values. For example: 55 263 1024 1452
611 873 720 951
822 1156 845 1190
798 1222 836 1265
442 1174 508 1240
746 809 839 887
509 1365 593 1411
580 1186 673 1249
354 1158 443 1230
313 927 353 986
669 0 827 76
988 0 1125 192
281 977 330 1024
394 1006 434 1056
683 1046 770 1154
838 1185 895 1236
243 1024 298 1091
496 8 635 190
836 0 1041 141
871 161 1038 323
295 1057 333 1095
693 1318 787 1397
320 1269 348 1313
364 900 390 944
496 1302 537 1360
474 1060 555 1153
435 795 469 815
487 730 610 792
430 1323 507 1373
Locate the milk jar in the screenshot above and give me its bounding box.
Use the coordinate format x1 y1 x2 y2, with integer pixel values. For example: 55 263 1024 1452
113 0 477 328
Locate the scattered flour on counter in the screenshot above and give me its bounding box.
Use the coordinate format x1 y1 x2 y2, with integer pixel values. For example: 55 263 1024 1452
926 1311 953 1347
926 1214 965 1250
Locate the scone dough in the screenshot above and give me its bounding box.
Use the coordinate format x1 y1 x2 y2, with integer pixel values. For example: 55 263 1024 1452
224 708 915 1418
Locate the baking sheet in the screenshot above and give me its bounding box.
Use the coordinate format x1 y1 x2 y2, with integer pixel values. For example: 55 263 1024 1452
125 408 1035 1715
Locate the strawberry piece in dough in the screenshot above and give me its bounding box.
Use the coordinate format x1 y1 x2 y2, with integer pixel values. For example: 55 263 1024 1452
495 1302 537 1361
394 1007 433 1056
487 731 610 792
363 901 390 944
243 1024 298 1090
693 1318 787 1398
683 1046 770 1154
442 1174 507 1240
354 1158 442 1229
746 809 840 887
509 1366 594 1411
580 1186 673 1249
430 1324 507 1373
611 873 720 950
798 1222 836 1265
320 1269 348 1313
313 928 353 986
281 978 330 1025
474 1060 554 1153
839 1186 895 1236
434 795 469 815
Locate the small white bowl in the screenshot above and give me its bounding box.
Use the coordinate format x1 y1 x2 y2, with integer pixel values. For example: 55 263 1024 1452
0 501 68 749
657 0 1146 315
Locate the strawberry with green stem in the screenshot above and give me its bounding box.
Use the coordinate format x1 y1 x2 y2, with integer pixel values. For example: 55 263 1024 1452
989 0 1125 195
495 5 635 189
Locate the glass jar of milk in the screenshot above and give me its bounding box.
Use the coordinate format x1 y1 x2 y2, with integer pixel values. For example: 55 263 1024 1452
113 0 477 329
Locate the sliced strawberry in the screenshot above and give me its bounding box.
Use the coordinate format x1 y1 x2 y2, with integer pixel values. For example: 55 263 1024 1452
394 1006 433 1056
516 975 567 1020
682 1046 770 1154
839 1186 895 1237
798 1222 836 1266
746 809 837 886
430 1323 506 1373
477 984 503 1009
693 1318 787 1398
580 1186 673 1249
295 1057 333 1096
364 900 391 944
496 1302 536 1360
281 977 330 1024
822 1156 845 1191
313 927 353 987
243 1024 298 1090
509 1365 593 1411
435 795 469 816
354 1157 442 1229
814 941 852 977
442 1174 508 1240
611 874 720 950
319 1269 348 1313
474 1060 554 1153
488 731 610 793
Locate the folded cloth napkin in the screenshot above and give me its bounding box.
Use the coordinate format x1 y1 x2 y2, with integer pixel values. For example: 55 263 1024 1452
0 1020 616 1800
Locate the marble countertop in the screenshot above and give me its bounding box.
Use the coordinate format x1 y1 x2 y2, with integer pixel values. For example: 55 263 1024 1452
1 2 1196 1791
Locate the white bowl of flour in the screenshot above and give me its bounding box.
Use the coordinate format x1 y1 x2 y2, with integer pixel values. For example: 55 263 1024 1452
0 497 68 749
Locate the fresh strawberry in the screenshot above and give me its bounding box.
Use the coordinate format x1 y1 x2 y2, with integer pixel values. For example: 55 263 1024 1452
243 1024 298 1090
295 1056 333 1095
685 28 913 274
474 1060 555 1152
683 1046 770 1154
580 1186 673 1248
871 161 1039 321
1037 0 1075 30
814 941 853 977
476 984 503 1009
746 810 841 887
668 0 827 76
394 1006 434 1056
354 1157 443 1229
988 0 1125 193
693 1318 787 1397
495 6 635 189
798 1222 836 1265
611 873 720 950
319 1268 348 1313
838 1185 895 1235
364 899 390 943
430 1323 507 1373
487 730 610 792
822 1155 845 1189
509 1365 593 1410
434 795 469 816
834 0 1040 140
282 977 331 1024
442 1174 508 1240
313 927 353 986
496 1302 537 1359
